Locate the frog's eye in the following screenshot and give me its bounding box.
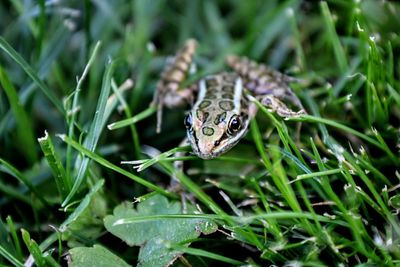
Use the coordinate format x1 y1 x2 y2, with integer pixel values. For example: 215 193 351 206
227 115 241 135
184 113 193 130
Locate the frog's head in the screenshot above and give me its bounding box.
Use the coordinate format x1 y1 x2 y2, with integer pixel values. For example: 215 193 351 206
184 75 249 159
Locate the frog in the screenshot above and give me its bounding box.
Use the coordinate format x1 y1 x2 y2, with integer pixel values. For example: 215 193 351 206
152 39 305 160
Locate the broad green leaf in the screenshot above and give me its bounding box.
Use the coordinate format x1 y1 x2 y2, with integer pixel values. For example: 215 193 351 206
104 195 217 267
69 245 130 267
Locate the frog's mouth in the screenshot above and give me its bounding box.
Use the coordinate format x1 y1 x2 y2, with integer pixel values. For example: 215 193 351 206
196 152 218 160
187 124 249 160
188 133 219 160
192 136 242 160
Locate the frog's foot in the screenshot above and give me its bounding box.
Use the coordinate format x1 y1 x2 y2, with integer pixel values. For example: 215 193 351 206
261 95 306 118
152 39 198 133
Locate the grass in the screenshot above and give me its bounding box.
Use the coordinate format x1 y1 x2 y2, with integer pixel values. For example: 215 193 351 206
0 0 399 266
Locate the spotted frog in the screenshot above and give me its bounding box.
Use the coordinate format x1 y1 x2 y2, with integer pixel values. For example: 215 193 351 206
152 39 305 159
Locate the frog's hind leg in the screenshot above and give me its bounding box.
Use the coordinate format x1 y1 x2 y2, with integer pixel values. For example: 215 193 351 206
152 39 198 133
226 55 305 114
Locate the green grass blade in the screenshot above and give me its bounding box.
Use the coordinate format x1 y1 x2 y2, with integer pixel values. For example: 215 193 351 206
294 169 342 182
60 179 104 229
114 212 344 226
287 7 306 70
204 0 230 50
6 216 23 262
65 41 101 182
107 106 156 130
371 127 398 164
106 79 135 128
0 36 65 115
308 139 375 260
387 84 400 107
320 1 348 73
109 79 140 159
62 58 117 207
332 56 362 98
122 145 190 172
168 243 244 266
36 0 46 56
21 229 46 267
250 0 299 59
57 134 175 199
0 244 24 267
0 65 37 164
43 253 60 267
38 131 70 199
0 158 49 207
289 114 384 150
250 118 301 214
0 25 71 137
249 178 283 240
0 181 31 204
344 154 400 236
159 160 226 216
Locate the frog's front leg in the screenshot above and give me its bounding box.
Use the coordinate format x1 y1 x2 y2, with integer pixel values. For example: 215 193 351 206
258 95 305 117
169 137 189 192
152 39 198 133
226 55 306 117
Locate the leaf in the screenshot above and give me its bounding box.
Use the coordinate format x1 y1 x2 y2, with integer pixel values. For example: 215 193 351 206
104 195 217 267
69 245 130 267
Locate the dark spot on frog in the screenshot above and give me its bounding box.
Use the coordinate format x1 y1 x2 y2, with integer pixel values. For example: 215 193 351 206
219 100 234 111
222 86 234 93
202 126 215 136
199 100 211 109
214 112 227 125
206 79 218 87
196 110 209 122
